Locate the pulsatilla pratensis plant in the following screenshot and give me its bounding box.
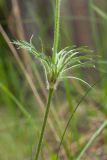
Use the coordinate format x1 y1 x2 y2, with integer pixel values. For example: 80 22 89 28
13 0 94 159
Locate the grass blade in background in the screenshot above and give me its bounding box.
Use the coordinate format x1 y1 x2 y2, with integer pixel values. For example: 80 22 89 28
56 76 105 160
76 120 107 160
1 0 107 159
92 5 107 21
0 82 33 123
0 24 71 158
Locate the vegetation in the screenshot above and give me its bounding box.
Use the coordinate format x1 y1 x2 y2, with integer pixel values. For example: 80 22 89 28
0 0 107 160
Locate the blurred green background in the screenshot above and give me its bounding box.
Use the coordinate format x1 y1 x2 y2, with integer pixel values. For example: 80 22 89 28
0 0 107 159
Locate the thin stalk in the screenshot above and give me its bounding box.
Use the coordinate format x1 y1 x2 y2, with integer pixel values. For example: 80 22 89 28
53 0 61 63
34 88 54 160
0 82 33 123
0 24 63 147
76 120 107 160
56 77 105 160
89 0 99 48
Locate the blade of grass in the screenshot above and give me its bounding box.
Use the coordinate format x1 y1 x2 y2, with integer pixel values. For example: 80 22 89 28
0 82 33 124
76 120 107 160
0 24 69 156
92 4 107 21
56 75 106 160
0 24 44 108
0 25 61 144
64 79 79 158
11 0 34 74
89 0 101 49
64 79 73 112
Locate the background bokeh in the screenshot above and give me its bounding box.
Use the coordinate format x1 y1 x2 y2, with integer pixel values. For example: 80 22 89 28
0 0 107 159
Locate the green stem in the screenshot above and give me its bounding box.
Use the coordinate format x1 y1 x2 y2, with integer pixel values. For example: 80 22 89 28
34 88 54 160
53 0 61 63
76 120 107 160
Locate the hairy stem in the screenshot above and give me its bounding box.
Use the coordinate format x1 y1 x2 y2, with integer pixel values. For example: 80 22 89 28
53 0 61 63
76 120 107 160
34 88 54 160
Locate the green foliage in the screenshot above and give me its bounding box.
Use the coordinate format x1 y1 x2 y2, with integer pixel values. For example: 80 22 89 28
77 120 107 160
13 39 94 89
12 0 95 159
1 0 107 159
